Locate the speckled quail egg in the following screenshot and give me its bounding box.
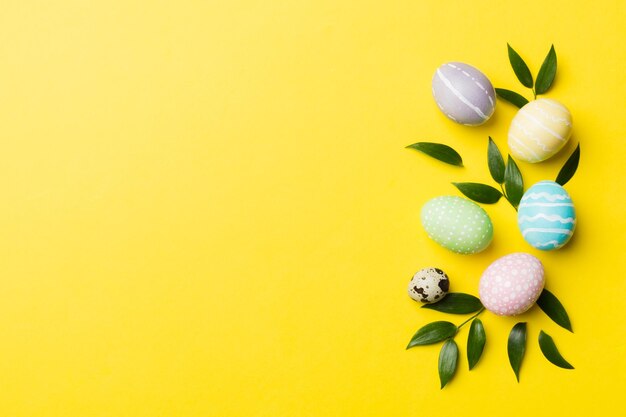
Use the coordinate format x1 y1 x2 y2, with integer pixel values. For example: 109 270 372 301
408 268 450 303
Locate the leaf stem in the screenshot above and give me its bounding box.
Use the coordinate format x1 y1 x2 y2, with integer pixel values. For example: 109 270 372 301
507 197 519 211
499 183 519 211
456 308 485 332
532 88 537 99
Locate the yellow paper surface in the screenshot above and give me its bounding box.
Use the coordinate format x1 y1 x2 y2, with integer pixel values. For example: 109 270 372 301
1 1 625 415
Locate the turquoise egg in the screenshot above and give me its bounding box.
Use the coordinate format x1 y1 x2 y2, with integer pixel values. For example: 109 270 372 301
420 196 493 254
517 181 576 251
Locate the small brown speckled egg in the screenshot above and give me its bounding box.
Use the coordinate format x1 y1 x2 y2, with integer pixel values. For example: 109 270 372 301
408 268 450 303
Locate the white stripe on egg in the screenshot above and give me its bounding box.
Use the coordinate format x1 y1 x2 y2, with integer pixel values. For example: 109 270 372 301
522 228 573 237
520 110 566 141
518 214 576 224
436 69 488 120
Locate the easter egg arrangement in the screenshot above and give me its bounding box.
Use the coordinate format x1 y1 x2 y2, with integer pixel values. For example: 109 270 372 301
405 44 580 388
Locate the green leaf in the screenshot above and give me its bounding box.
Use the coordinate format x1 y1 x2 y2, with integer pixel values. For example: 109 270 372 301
406 142 463 167
488 137 506 184
467 318 486 370
507 322 527 382
537 289 573 332
421 293 483 314
535 45 557 95
507 44 534 88
452 182 503 204
438 339 458 389
504 155 524 209
495 88 529 109
538 330 574 369
406 321 457 349
555 143 580 186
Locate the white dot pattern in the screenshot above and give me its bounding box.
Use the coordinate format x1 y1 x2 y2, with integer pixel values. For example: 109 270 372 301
479 253 545 316
420 196 493 254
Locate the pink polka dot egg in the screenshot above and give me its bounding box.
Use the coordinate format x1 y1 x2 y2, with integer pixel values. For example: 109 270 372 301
478 253 545 316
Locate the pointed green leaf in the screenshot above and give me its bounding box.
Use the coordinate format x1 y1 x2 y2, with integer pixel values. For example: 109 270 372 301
406 321 457 349
438 339 458 389
467 318 486 370
537 289 573 332
406 142 463 167
538 330 574 369
507 322 527 382
488 137 506 184
495 88 530 109
421 293 483 314
555 143 580 186
507 44 534 88
504 155 524 209
535 45 557 95
452 182 502 204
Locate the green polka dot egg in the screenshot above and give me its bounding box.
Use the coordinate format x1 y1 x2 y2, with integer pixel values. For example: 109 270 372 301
420 196 493 254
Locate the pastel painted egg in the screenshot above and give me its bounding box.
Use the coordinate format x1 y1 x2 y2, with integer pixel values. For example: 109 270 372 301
518 180 576 250
508 98 573 163
432 62 496 126
479 253 545 316
407 267 450 303
420 196 493 254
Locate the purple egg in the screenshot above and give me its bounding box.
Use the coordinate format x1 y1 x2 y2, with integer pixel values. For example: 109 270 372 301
431 62 496 126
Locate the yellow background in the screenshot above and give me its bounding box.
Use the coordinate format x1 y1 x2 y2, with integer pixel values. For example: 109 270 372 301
1 1 625 415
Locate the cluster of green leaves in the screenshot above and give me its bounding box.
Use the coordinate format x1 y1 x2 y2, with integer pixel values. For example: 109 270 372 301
407 139 580 202
453 137 523 209
407 289 574 388
451 138 581 210
507 323 574 382
496 44 557 107
406 293 485 388
507 289 576 380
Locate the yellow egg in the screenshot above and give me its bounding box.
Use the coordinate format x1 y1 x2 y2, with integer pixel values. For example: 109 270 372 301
507 98 573 163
